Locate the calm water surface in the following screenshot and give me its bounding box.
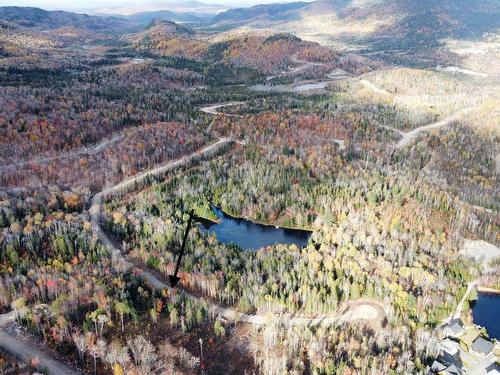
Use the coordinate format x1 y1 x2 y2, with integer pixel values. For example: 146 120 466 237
472 292 500 340
199 207 311 251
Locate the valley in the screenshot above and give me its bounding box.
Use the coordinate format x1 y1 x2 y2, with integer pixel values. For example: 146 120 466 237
0 1 499 374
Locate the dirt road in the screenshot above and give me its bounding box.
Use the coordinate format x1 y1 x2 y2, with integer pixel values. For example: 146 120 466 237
395 110 467 149
359 78 468 149
199 102 244 117
0 312 81 375
0 134 123 170
89 138 384 327
360 79 391 95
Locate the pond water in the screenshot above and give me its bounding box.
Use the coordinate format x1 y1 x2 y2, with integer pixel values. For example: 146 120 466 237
198 207 311 251
472 292 500 340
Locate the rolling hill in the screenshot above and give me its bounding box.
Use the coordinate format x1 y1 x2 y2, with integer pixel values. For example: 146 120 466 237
0 6 139 34
127 24 349 74
212 2 308 25
210 0 500 65
125 10 210 24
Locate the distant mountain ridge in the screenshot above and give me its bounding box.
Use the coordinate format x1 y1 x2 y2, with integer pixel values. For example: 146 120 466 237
0 5 214 37
212 2 308 24
125 10 211 24
211 0 500 62
2 2 499 67
0 6 138 34
91 0 229 21
143 18 194 36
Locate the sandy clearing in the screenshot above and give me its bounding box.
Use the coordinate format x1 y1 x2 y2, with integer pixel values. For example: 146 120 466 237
199 102 244 117
462 239 500 273
346 304 381 321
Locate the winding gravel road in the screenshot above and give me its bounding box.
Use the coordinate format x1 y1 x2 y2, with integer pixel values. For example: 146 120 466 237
360 79 391 96
359 78 469 149
0 134 123 170
395 109 469 149
199 101 244 117
89 137 385 328
0 311 81 375
0 76 403 373
289 53 327 74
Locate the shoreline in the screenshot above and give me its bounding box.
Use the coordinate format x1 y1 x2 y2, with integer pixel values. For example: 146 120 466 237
477 286 500 294
193 210 221 225
218 206 314 233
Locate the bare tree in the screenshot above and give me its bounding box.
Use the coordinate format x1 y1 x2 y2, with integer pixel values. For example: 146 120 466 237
178 347 200 369
105 340 121 368
87 339 99 375
73 332 87 363
96 338 107 365
116 345 130 373
128 335 164 375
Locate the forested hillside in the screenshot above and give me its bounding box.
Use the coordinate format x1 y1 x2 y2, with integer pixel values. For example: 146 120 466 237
0 6 138 34
211 0 500 66
0 3 499 375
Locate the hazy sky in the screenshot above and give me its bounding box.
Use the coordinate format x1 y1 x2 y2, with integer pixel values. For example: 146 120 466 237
0 0 293 12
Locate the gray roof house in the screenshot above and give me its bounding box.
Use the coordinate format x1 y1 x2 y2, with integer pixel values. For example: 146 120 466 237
430 360 463 375
486 363 500 375
444 318 465 337
471 337 494 356
430 352 464 375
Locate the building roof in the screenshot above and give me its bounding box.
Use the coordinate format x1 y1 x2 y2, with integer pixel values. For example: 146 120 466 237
445 363 463 375
486 363 500 375
447 322 465 336
430 359 463 375
445 318 465 336
430 352 463 375
472 337 494 355
440 339 460 355
431 359 448 372
449 318 463 326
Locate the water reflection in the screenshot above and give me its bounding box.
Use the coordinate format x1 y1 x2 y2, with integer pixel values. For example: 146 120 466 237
198 207 311 251
472 292 500 340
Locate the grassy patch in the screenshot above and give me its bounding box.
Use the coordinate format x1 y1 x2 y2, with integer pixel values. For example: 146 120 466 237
460 327 481 350
193 202 220 223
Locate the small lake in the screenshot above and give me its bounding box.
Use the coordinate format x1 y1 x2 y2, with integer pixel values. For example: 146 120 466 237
199 207 311 251
472 292 500 340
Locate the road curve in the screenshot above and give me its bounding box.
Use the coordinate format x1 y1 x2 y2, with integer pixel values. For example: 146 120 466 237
358 78 468 150
0 129 383 374
0 134 123 170
290 53 327 74
0 140 233 375
360 79 391 96
89 138 384 327
199 102 244 117
0 312 81 375
396 110 468 149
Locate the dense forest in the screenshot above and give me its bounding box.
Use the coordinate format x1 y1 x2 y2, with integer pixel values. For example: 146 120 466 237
0 7 499 375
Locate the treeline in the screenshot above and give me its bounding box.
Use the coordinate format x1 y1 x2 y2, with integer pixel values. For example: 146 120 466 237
0 65 201 164
103 142 472 322
101 137 473 372
0 122 207 192
0 190 248 374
